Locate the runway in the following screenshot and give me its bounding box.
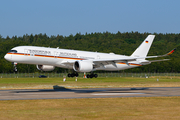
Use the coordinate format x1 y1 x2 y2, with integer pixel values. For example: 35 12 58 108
0 87 180 100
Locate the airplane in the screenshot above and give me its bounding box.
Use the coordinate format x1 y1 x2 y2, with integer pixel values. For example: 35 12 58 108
4 35 175 78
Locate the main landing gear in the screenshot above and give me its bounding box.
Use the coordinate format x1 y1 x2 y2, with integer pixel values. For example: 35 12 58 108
67 73 79 77
86 73 98 78
67 73 98 78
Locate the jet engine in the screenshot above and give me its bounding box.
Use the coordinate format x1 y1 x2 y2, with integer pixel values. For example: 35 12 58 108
73 60 93 72
36 65 55 71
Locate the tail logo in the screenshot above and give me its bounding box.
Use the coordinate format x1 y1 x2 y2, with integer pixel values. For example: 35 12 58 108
145 41 148 43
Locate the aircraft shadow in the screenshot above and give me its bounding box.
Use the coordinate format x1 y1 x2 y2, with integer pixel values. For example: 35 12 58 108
11 85 149 94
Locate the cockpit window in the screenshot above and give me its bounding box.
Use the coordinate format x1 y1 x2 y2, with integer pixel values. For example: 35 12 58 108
8 50 17 53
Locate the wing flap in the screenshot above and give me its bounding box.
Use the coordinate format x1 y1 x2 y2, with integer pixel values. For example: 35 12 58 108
93 58 136 63
93 58 136 67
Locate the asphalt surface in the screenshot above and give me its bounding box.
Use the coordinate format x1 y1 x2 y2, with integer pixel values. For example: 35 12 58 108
0 87 180 100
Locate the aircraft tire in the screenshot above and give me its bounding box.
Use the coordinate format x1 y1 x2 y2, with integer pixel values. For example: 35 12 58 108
90 74 93 78
14 67 17 72
68 74 71 77
74 73 79 77
94 74 98 78
71 74 75 77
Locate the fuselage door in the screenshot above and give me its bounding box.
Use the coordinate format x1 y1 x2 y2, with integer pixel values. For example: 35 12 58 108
10 52 12 59
54 51 59 58
24 49 29 56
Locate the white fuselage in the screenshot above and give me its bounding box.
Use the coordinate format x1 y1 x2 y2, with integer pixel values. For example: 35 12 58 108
4 46 143 71
4 35 173 73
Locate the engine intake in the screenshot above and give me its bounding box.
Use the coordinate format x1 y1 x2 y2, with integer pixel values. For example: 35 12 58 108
73 60 93 72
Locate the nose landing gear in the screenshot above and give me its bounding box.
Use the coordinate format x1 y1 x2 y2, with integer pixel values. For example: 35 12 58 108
12 62 17 72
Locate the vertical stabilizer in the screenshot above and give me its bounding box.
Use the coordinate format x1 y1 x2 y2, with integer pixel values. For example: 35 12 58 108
131 35 155 59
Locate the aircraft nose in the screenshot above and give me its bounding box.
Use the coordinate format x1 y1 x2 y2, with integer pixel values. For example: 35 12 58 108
4 54 10 61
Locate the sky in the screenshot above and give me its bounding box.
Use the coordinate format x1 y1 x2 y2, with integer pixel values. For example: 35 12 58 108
0 0 180 38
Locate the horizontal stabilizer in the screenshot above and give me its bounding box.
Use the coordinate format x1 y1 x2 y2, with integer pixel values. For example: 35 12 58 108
149 59 170 62
140 59 170 65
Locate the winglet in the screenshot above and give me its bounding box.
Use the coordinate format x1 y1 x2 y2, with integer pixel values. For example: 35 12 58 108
137 48 176 59
166 48 176 56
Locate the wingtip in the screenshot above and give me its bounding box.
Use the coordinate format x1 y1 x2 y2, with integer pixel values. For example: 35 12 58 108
167 48 176 55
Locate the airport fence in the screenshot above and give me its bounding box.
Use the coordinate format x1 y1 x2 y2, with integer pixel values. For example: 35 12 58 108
0 72 180 78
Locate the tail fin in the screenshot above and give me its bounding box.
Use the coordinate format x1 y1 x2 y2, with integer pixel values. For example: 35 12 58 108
131 35 155 60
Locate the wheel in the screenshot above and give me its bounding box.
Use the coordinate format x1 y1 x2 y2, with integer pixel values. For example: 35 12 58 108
71 73 74 77
75 73 79 77
90 74 93 78
14 68 17 72
87 74 90 78
67 74 71 77
94 74 98 78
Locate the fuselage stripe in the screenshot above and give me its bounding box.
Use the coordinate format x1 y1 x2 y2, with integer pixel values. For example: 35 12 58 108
7 53 84 60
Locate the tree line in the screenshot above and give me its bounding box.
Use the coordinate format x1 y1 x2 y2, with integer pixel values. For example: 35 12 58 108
0 31 180 73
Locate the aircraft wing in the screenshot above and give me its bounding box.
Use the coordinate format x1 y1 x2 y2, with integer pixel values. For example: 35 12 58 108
60 60 75 66
140 48 176 59
92 58 136 62
61 58 136 64
92 48 175 66
60 57 137 68
92 58 137 67
60 48 175 68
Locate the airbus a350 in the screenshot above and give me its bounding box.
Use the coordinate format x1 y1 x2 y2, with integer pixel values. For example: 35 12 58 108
4 35 175 78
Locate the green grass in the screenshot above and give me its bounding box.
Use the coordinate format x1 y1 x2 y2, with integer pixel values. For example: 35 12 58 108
1 77 180 119
0 97 180 120
0 77 180 89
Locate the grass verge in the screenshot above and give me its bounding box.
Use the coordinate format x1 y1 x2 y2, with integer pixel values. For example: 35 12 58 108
0 76 180 89
0 77 180 119
0 97 180 120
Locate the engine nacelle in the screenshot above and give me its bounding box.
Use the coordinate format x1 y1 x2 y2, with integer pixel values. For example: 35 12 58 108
73 60 93 72
36 65 55 71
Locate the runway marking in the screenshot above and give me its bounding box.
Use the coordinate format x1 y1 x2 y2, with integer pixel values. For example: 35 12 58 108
92 93 145 95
